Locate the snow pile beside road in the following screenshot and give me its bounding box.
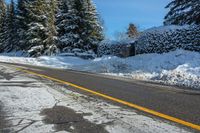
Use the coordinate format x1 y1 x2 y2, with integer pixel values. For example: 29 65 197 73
0 49 200 89
107 50 200 89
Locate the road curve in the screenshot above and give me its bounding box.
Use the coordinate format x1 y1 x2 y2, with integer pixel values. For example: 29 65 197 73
1 62 200 131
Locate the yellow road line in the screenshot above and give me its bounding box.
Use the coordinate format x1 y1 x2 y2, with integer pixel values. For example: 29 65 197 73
16 67 200 131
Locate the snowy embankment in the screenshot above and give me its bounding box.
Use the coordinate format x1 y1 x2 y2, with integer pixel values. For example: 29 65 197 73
0 49 200 89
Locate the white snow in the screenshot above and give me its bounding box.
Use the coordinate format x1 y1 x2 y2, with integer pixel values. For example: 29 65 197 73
0 49 200 89
0 65 57 132
144 25 190 34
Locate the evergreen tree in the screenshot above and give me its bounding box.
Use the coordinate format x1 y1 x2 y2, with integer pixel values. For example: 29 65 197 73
57 0 84 52
1 0 104 56
15 0 29 51
127 23 138 38
57 0 104 53
56 0 71 51
0 0 6 52
0 0 6 30
24 0 57 57
43 0 58 55
84 0 104 52
3 0 17 52
164 0 200 25
0 0 6 28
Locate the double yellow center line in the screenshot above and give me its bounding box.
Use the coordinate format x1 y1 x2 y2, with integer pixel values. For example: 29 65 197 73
16 67 200 131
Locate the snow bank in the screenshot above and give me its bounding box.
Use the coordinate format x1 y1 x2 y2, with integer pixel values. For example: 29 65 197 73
0 49 200 89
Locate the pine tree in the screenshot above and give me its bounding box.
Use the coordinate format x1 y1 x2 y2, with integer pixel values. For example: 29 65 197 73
57 0 104 53
127 23 138 38
56 0 71 51
15 0 29 51
164 0 200 25
43 0 58 55
0 0 6 52
3 0 17 52
0 0 6 28
0 0 6 30
84 0 104 52
1 0 104 56
23 0 58 57
57 0 84 52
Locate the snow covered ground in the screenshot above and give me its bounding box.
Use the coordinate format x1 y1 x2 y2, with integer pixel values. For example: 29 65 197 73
0 64 191 133
0 49 200 89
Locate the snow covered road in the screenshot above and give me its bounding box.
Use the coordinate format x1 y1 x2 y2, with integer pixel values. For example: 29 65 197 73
0 64 194 133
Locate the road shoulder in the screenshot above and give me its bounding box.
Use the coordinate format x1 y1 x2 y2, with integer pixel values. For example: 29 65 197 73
0 64 192 133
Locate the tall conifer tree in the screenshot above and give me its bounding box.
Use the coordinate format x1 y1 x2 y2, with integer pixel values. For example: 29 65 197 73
44 0 58 55
23 0 57 57
84 0 104 52
16 0 29 51
3 0 17 52
0 0 6 52
56 0 71 51
164 0 200 25
57 0 104 53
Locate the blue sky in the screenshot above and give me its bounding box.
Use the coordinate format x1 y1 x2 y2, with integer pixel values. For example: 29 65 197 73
93 0 171 38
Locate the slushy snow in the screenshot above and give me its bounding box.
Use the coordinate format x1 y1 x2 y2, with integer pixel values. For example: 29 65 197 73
0 49 200 89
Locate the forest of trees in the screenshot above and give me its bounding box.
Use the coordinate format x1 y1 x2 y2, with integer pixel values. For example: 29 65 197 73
0 0 104 57
0 0 199 57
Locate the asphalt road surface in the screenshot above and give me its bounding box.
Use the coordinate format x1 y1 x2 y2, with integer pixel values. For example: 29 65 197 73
1 62 200 131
